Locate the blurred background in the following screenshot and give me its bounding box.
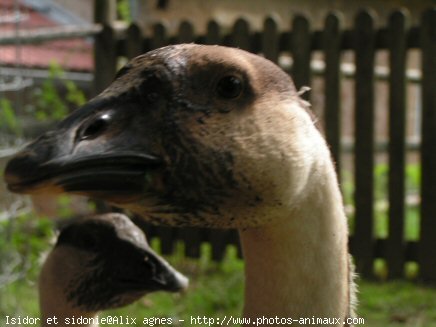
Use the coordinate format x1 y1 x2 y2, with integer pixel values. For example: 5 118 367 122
0 0 435 326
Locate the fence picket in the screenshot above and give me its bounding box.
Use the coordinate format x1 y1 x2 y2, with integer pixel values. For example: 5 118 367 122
209 230 229 261
205 20 221 45
178 21 195 44
290 15 311 101
180 227 204 258
262 17 279 63
231 18 251 50
156 226 177 255
93 24 117 94
353 10 376 278
125 23 143 59
150 23 168 50
323 12 343 178
387 10 409 279
419 8 436 283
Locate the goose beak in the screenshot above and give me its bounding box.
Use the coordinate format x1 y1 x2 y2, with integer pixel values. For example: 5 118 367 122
4 133 61 193
119 252 189 294
146 253 190 293
159 268 190 293
118 267 189 294
4 147 161 202
3 98 163 203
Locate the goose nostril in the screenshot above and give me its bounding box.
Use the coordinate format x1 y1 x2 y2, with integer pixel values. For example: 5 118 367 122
80 114 111 141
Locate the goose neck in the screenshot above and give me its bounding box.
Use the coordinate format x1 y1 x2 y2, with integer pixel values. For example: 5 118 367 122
239 173 349 325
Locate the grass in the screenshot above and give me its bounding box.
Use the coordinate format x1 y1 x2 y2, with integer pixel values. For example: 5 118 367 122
1 241 436 327
359 281 436 327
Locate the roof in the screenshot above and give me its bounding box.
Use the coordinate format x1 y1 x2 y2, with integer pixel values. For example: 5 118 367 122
0 0 93 72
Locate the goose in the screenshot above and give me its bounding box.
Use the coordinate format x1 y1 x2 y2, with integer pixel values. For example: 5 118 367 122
39 213 188 327
5 44 356 326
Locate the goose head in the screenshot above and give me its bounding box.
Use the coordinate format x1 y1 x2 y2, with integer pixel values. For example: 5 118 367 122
5 44 322 228
39 213 188 313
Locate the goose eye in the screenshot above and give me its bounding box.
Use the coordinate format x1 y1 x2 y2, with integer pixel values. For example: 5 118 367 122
216 75 243 99
80 114 111 141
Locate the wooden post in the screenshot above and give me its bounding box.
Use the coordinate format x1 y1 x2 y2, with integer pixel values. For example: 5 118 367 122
387 10 409 280
262 17 279 63
178 21 195 44
419 8 436 283
93 24 117 94
125 23 143 59
156 226 177 255
94 0 116 24
353 10 376 278
180 227 204 259
209 230 229 262
231 18 251 51
323 12 343 178
150 23 168 50
93 0 117 95
205 20 221 45
291 15 311 101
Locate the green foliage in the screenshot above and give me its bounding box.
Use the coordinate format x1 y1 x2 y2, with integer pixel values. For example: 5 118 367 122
117 0 132 22
0 213 54 282
374 163 388 201
341 169 354 206
0 62 86 142
55 194 74 218
0 211 54 317
31 62 86 122
65 80 86 106
0 98 21 135
406 164 420 193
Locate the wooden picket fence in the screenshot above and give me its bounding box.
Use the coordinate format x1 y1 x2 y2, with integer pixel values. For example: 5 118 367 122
92 9 436 282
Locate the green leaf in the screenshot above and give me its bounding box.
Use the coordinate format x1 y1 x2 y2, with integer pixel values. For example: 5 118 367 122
0 98 21 134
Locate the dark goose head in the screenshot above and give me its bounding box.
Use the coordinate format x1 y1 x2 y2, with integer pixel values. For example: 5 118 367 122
39 213 188 313
5 44 316 228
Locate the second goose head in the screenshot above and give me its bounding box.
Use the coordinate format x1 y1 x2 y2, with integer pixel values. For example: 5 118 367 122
39 213 188 322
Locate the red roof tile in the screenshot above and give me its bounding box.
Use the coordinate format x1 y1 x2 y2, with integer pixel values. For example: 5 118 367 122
0 0 93 71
